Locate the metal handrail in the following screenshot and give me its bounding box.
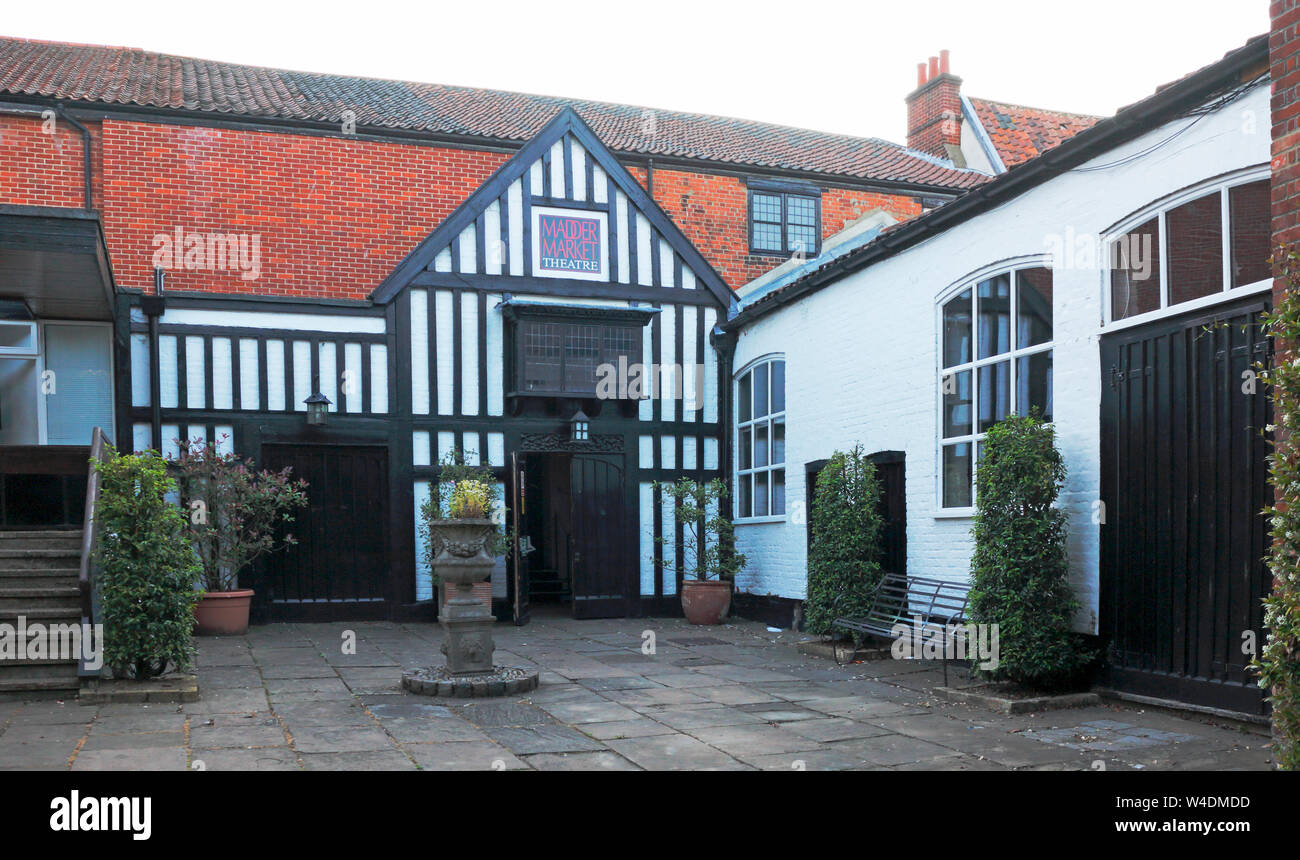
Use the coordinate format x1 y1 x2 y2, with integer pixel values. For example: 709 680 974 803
77 426 111 678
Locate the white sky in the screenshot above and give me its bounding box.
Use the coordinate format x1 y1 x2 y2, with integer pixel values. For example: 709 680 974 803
4 0 1267 144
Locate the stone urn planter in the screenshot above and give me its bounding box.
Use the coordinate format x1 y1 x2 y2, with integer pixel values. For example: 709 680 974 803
429 518 498 674
681 579 732 625
193 589 255 635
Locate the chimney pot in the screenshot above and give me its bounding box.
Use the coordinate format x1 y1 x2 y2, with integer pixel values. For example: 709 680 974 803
929 56 939 79
940 49 950 75
917 62 928 87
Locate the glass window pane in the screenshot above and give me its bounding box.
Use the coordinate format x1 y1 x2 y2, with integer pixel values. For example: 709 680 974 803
754 471 769 517
738 474 752 519
755 422 769 468
786 195 817 226
1230 179 1270 287
1110 217 1161 320
753 193 781 223
1016 351 1053 421
1016 268 1053 348
942 289 972 367
943 443 973 508
752 222 782 252
772 419 785 466
772 469 785 516
739 427 752 470
44 324 113 446
754 362 769 418
1167 192 1224 305
942 369 972 437
787 226 817 257
977 274 1012 359
978 360 1011 432
771 360 785 413
738 370 751 422
522 321 562 391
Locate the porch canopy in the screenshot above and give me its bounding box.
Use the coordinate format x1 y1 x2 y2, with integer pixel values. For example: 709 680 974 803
0 205 115 320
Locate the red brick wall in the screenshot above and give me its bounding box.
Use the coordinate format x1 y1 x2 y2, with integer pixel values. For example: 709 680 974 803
1274 0 1300 259
99 120 509 300
0 114 101 209
0 113 923 298
650 166 921 287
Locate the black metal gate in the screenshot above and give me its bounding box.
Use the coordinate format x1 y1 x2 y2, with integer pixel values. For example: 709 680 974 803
1099 296 1271 714
569 453 630 618
259 444 390 621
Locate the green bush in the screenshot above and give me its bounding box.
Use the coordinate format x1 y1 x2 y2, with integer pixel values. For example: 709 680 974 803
968 413 1089 689
93 448 201 680
804 446 885 637
1257 249 1300 770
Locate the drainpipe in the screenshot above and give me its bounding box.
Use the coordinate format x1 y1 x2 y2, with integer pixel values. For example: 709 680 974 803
646 157 655 196
54 103 94 211
143 268 167 451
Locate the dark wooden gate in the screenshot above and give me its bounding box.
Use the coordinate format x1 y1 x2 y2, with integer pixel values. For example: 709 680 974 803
868 451 907 576
260 444 390 621
509 451 530 626
569 453 629 618
1099 296 1271 714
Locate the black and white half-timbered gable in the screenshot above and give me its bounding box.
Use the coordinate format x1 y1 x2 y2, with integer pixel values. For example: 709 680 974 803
126 108 733 622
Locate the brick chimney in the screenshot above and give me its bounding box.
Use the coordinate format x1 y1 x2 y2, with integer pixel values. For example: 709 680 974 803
906 50 964 162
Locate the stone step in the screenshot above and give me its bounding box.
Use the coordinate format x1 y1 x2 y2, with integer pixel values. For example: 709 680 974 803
0 607 82 624
0 674 80 694
0 531 83 550
0 549 83 570
0 568 79 590
0 586 81 613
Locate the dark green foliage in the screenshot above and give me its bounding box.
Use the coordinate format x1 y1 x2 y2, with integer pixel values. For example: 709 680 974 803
93 448 201 680
804 446 885 637
654 477 745 581
1257 249 1300 770
968 413 1089 689
418 451 511 581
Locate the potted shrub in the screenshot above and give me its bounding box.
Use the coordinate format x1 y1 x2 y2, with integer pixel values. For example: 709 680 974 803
804 446 885 640
968 412 1090 690
656 477 745 625
173 438 308 636
93 448 201 679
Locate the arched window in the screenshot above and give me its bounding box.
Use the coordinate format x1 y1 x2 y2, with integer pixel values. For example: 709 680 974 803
938 265 1053 510
735 356 786 519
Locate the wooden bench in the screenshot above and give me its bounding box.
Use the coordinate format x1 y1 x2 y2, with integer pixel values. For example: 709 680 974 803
832 572 972 685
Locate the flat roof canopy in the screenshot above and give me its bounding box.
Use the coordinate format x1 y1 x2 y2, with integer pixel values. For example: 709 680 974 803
0 205 115 320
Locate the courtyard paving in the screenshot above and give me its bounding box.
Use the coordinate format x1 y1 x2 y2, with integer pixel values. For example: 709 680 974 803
0 614 1275 771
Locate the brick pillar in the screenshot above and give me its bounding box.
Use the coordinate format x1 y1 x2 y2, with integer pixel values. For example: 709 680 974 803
906 50 963 160
1272 1 1300 260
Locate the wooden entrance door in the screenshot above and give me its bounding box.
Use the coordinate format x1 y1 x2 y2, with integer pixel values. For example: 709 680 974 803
1099 296 1271 714
509 451 530 626
260 444 390 621
569 454 629 618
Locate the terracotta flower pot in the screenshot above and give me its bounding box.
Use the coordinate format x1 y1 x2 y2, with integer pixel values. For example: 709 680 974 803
681 579 732 625
194 589 254 636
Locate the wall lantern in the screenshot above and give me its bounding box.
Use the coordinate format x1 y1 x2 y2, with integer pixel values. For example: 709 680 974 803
304 392 332 425
569 410 590 442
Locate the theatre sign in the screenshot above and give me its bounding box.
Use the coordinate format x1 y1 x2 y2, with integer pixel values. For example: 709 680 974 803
532 205 608 280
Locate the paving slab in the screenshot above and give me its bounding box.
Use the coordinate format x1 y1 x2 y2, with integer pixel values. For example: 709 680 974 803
300 750 416 770
485 724 607 755
191 747 300 771
523 751 641 771
405 740 530 771
578 718 678 740
689 724 826 758
604 734 751 771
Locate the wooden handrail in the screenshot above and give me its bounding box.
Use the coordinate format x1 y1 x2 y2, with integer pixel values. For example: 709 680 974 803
78 426 111 678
